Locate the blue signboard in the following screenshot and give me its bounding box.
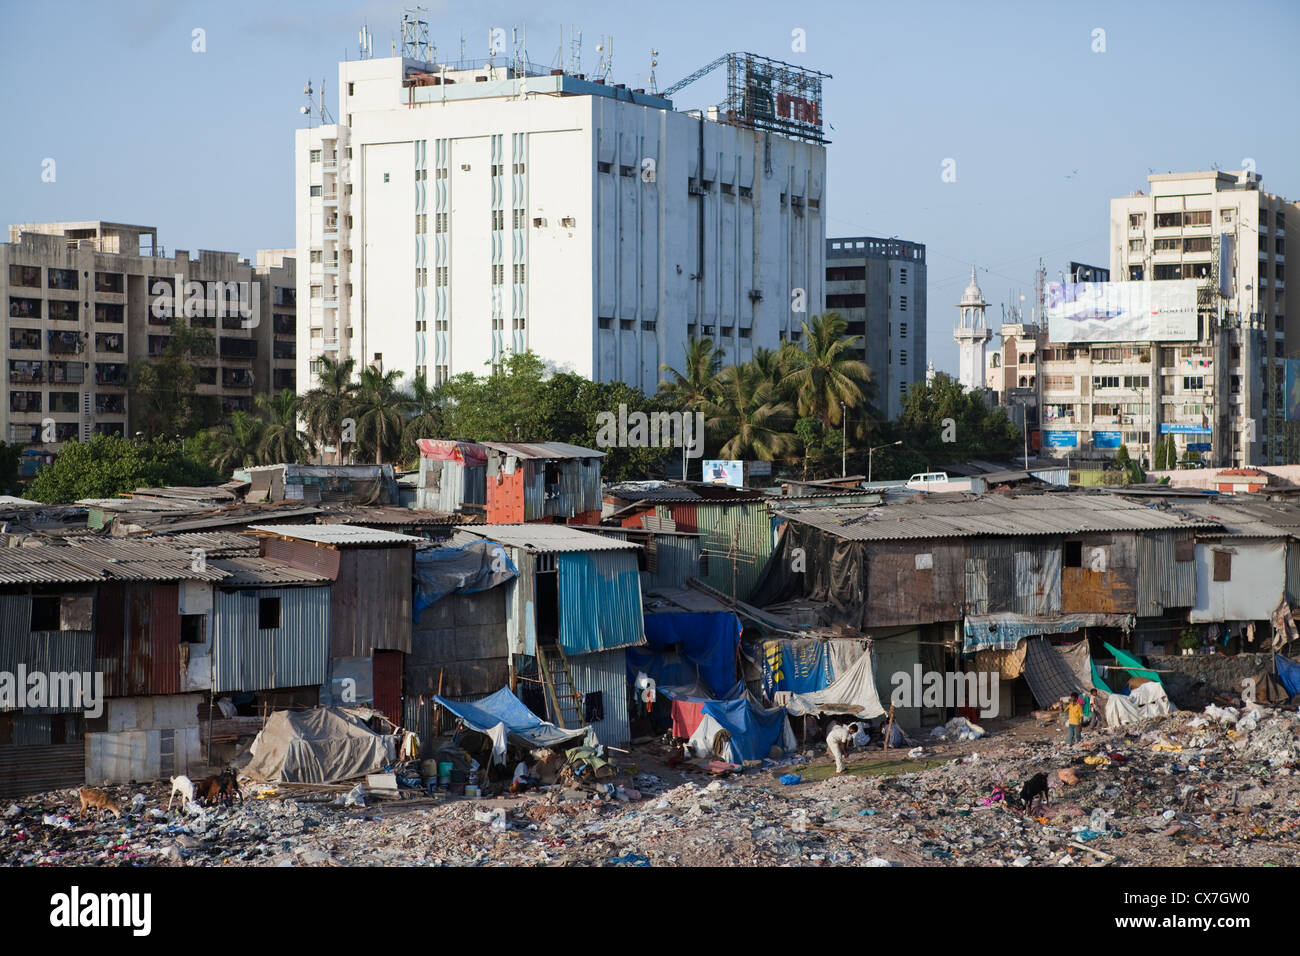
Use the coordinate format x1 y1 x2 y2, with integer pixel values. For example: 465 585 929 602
1160 423 1212 435
1042 431 1079 449
1092 431 1122 449
1187 442 1211 452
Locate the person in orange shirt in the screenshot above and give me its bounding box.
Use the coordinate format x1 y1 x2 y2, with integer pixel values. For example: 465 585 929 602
1065 692 1084 747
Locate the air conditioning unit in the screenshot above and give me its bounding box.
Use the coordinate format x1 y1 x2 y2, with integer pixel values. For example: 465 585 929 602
1121 416 1134 424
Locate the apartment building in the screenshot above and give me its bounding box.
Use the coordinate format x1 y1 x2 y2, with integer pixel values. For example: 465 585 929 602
0 222 295 452
1024 170 1297 467
295 52 827 396
825 236 926 419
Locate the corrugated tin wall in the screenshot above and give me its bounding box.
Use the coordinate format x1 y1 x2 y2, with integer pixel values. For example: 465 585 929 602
128 584 181 696
965 539 1061 615
864 541 966 627
593 531 701 591
566 647 631 747
1287 540 1300 609
0 630 96 714
0 742 84 799
213 586 330 693
691 503 773 602
556 550 644 654
416 459 485 511
1138 531 1197 616
331 548 413 657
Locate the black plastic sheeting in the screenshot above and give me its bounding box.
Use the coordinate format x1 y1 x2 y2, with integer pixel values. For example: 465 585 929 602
748 521 868 628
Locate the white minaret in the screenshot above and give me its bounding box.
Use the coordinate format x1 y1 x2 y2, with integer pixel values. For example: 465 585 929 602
954 267 992 391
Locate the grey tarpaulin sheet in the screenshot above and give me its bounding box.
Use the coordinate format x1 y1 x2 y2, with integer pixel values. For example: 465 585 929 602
243 707 396 784
1021 637 1088 709
784 647 887 719
1058 639 1103 695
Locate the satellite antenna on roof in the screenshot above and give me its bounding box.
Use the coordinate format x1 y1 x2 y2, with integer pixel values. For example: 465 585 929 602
569 26 582 75
359 23 373 59
300 81 313 128
648 49 659 94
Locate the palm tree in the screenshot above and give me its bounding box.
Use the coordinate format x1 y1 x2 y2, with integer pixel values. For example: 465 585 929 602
301 356 357 464
208 410 264 474
400 371 444 464
352 367 412 464
784 312 871 430
255 389 313 464
659 337 723 412
712 362 798 460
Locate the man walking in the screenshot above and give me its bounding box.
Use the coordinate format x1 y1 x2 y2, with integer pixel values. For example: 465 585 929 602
1065 692 1084 747
826 721 858 774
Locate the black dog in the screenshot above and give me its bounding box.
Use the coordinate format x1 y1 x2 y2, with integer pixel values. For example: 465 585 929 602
1017 772 1050 813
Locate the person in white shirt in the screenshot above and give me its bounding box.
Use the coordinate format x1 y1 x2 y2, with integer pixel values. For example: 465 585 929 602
825 721 859 774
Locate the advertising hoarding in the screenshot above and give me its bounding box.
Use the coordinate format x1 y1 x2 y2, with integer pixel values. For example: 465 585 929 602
1046 280 1199 343
1042 431 1078 449
1092 431 1122 449
1159 423 1212 435
702 460 744 487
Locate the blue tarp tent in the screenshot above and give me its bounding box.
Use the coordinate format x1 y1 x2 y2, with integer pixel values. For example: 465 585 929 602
689 694 796 763
761 639 833 696
1276 655 1300 697
627 611 741 699
413 541 517 618
434 687 588 749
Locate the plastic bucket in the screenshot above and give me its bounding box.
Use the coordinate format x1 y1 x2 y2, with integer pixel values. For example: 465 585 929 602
437 761 453 785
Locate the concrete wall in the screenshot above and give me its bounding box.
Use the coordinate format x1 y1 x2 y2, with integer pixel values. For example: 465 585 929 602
1158 651 1272 708
85 693 203 785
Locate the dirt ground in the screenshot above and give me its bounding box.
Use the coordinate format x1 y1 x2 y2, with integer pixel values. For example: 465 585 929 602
5 706 1300 867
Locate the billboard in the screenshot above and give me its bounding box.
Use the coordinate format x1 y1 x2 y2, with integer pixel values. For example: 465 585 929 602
1046 280 1199 343
1042 431 1078 449
1160 423 1212 435
729 53 830 145
1285 359 1300 422
1092 431 1122 449
702 460 744 487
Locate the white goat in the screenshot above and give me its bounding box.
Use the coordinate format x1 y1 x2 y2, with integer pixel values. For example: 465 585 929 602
167 775 195 812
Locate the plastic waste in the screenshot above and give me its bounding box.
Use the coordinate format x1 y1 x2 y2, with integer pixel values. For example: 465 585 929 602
779 774 802 785
42 814 73 830
1089 808 1110 831
339 784 367 807
908 746 925 758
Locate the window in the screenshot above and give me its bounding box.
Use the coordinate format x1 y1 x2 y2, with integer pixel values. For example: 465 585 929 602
900 268 907 284
310 250 322 263
1220 209 1233 224
1128 213 1144 228
899 323 907 338
1064 541 1083 568
491 209 504 230
416 213 427 233
492 264 504 285
826 266 865 282
513 263 526 284
513 162 525 174
1183 376 1204 390
1122 375 1150 388
1129 266 1144 280
512 209 526 229
1092 376 1120 389
1045 375 1073 391
30 596 60 631
1155 212 1182 228
383 172 390 183
899 296 907 311
1213 550 1232 582
899 350 907 366
1153 264 1182 280
435 213 448 233
310 149 321 162
1129 239 1144 253
1153 238 1180 252
436 267 448 287
310 185 322 197
1184 210 1211 226
48 268 78 290
258 597 281 630
8 264 40 287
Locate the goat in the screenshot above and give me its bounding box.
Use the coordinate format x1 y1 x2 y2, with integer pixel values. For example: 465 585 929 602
218 768 242 805
194 775 224 807
167 775 195 812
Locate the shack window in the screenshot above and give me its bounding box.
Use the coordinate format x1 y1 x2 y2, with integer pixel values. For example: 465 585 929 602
258 597 281 630
1063 541 1083 568
30 596 60 631
181 614 206 643
1174 539 1195 562
544 462 560 487
1213 551 1232 582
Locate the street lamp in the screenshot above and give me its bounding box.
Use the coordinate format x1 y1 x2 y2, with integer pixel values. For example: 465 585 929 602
868 440 902 483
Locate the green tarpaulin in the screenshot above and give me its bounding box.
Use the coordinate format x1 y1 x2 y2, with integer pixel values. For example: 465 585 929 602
1103 642 1162 687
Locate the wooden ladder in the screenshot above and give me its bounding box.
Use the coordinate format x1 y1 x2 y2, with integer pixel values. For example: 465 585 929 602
536 644 583 728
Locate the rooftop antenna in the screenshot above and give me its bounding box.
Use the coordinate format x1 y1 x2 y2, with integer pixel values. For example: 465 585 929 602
648 49 659 94
300 80 313 128
594 35 613 81
359 23 373 59
318 77 334 125
569 27 582 75
401 7 432 63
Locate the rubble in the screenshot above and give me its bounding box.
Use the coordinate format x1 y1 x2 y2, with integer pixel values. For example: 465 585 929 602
7 704 1300 866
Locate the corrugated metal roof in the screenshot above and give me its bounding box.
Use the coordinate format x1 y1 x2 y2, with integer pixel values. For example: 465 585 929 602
316 507 469 526
460 524 639 553
777 493 1221 541
247 523 423 545
65 538 228 580
480 441 606 460
1167 499 1300 538
0 549 107 584
209 556 332 586
150 531 261 556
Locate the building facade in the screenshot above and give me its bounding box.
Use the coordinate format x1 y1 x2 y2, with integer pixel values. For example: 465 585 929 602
1020 170 1297 466
295 55 827 397
825 236 927 419
0 222 295 451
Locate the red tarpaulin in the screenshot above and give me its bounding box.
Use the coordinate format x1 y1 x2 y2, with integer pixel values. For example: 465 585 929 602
671 699 706 740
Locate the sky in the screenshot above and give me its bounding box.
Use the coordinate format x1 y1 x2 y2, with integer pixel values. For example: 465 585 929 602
2 0 1297 375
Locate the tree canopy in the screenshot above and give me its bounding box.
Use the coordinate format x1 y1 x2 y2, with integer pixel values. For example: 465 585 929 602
26 434 219 504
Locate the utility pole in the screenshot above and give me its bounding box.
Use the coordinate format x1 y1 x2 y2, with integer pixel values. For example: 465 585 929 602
840 402 847 478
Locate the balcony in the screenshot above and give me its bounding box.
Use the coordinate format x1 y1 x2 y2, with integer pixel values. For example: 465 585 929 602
47 331 84 355
48 361 84 385
222 368 256 388
8 361 43 385
95 363 127 386
95 394 125 415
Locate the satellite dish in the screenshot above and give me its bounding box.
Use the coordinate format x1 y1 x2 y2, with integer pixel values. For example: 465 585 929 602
300 106 310 115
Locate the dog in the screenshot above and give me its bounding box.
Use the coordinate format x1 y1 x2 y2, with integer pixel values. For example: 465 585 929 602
1017 772 1051 814
218 768 242 805
167 775 195 812
77 786 122 820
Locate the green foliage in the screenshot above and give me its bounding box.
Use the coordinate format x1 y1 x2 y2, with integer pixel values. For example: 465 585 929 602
26 434 218 504
0 442 21 496
127 319 221 439
1152 436 1167 470
895 373 1020 465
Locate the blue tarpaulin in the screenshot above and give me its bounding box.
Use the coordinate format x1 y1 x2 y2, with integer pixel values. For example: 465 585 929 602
761 639 832 696
557 551 645 655
1276 655 1300 697
413 541 517 618
698 695 795 762
433 687 588 749
626 611 740 699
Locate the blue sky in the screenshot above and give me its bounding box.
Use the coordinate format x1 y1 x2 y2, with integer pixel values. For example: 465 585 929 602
2 0 1297 374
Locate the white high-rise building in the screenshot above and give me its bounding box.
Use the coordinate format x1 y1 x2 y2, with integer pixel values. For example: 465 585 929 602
954 268 992 391
295 53 828 396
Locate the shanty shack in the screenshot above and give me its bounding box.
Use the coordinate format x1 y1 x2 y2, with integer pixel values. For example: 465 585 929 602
481 441 604 525
414 439 488 513
455 524 645 747
250 524 422 723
